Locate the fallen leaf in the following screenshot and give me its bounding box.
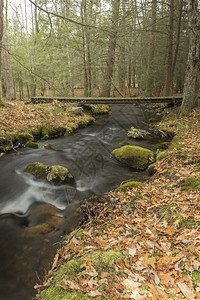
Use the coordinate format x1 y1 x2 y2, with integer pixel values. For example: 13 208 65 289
88 290 102 297
177 282 196 300
99 272 111 278
142 253 156 269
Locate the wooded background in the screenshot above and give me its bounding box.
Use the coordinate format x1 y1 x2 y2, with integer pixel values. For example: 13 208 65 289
0 0 197 100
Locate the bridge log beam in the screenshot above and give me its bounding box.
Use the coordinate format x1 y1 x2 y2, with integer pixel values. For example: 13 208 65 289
30 96 184 105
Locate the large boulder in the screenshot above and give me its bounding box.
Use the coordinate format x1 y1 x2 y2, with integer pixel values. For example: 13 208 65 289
24 162 74 184
128 127 151 139
111 145 154 170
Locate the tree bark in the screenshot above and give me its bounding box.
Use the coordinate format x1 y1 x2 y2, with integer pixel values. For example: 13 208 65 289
165 0 174 96
3 28 15 100
0 0 3 100
101 0 120 97
179 0 200 115
146 0 157 96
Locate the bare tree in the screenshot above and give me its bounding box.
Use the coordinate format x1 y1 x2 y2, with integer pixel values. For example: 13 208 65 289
101 0 120 97
179 0 200 115
3 27 15 100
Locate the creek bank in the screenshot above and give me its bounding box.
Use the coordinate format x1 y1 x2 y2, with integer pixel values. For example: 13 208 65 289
0 100 110 153
35 105 200 300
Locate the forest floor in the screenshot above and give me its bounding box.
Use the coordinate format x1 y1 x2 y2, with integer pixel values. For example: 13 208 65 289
34 104 200 299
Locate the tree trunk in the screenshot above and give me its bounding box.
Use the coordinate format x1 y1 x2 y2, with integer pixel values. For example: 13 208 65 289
171 0 183 89
101 0 120 97
179 0 200 116
3 28 15 100
0 0 3 100
165 0 174 96
146 0 157 96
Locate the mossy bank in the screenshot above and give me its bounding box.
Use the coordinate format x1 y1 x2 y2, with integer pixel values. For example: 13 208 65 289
0 100 110 153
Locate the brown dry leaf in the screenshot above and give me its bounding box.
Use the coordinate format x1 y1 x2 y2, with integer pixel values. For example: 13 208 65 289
122 278 142 291
177 282 196 300
159 270 176 287
99 272 111 278
165 225 177 236
63 279 82 291
51 252 59 271
57 284 70 291
85 266 98 277
142 253 156 269
87 278 99 289
148 283 169 300
88 290 102 297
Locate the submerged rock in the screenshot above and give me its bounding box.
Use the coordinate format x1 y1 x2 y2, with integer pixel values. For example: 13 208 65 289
111 145 154 170
25 141 39 148
24 162 74 184
43 143 53 149
128 127 151 139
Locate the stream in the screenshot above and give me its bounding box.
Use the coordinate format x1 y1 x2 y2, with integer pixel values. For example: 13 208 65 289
0 104 163 300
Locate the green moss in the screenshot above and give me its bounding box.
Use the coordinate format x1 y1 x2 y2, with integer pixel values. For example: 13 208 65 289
64 127 74 136
37 250 124 299
168 139 185 150
77 117 94 128
147 163 156 175
74 229 84 238
173 213 196 229
176 150 187 160
192 270 200 287
180 177 200 192
118 141 130 146
24 162 48 179
47 165 74 183
115 181 144 192
111 145 154 170
24 162 74 184
25 141 39 148
48 127 66 137
156 152 170 161
18 132 34 144
37 288 92 300
157 206 173 222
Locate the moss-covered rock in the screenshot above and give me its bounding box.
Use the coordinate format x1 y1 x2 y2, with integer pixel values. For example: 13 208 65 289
147 163 157 175
115 181 144 192
24 162 74 184
128 127 151 139
156 152 170 161
180 177 200 192
25 141 39 148
111 145 154 170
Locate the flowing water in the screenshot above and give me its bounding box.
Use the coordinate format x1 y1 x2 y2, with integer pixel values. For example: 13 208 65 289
0 105 163 300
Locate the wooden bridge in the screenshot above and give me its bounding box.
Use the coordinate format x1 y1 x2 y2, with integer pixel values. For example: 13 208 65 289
31 96 183 105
